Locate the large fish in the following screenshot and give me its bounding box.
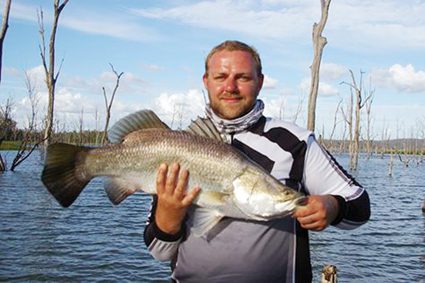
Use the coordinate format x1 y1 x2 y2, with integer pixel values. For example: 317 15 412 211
41 110 305 235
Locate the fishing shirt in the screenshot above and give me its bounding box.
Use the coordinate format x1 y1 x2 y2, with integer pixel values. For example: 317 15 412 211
143 115 370 283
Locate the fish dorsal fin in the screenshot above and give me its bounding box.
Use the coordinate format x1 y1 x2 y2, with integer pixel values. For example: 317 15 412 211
108 110 170 144
186 117 223 142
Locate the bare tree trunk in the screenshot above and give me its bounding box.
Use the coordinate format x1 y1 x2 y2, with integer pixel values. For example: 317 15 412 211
365 85 375 159
342 70 373 170
101 63 124 145
0 1 14 170
0 139 5 171
327 99 342 150
38 0 69 148
78 107 84 146
0 0 12 85
307 0 331 132
340 88 353 160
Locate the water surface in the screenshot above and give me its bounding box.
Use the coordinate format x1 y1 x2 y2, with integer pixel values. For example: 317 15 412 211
0 151 424 282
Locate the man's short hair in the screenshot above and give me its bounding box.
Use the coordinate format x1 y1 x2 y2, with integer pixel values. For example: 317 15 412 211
204 40 263 76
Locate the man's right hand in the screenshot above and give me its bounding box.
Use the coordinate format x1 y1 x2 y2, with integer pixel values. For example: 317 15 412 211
154 163 201 235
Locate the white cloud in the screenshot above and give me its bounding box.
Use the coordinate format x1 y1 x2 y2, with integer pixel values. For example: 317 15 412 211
263 74 278 89
131 0 425 49
299 78 339 96
10 2 162 42
152 89 206 128
142 64 165 72
12 1 425 48
62 16 161 42
320 63 347 81
328 1 425 49
131 0 316 41
372 64 425 93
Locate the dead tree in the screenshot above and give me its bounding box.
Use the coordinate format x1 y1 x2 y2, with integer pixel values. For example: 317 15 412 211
341 70 373 170
78 106 84 145
340 87 354 163
325 99 342 151
101 63 123 145
364 84 375 159
0 0 11 84
10 71 46 171
307 0 331 132
0 97 13 171
38 0 69 148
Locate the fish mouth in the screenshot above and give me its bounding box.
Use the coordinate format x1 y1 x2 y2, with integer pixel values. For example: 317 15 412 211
295 196 308 207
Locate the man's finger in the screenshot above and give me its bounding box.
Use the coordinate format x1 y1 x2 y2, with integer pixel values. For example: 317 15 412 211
165 163 180 193
174 169 189 198
181 187 201 206
156 163 168 194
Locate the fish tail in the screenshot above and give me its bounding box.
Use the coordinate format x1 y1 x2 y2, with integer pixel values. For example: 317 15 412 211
41 143 92 207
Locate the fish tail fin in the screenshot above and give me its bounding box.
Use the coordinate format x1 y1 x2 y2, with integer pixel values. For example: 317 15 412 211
41 143 92 207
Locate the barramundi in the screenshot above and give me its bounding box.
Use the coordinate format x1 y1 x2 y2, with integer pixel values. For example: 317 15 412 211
41 110 305 235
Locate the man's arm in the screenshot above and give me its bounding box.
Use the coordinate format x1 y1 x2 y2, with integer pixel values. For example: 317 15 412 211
295 136 371 231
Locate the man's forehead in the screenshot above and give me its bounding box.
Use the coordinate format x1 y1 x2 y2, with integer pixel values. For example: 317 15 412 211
208 51 256 71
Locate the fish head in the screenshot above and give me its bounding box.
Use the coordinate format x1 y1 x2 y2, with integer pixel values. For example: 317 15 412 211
232 167 305 220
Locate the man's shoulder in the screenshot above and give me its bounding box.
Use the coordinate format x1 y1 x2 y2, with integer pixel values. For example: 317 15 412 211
262 116 313 141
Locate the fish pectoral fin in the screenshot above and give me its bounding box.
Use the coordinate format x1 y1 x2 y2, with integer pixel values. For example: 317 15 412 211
187 207 224 237
104 177 141 205
196 191 229 207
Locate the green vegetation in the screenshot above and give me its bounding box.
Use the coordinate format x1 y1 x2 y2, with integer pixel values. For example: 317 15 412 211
0 141 22 150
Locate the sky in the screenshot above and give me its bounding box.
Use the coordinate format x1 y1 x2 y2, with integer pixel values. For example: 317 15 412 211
1 0 425 140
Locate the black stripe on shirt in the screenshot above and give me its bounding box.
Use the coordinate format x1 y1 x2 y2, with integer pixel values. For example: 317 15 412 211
263 127 307 182
232 139 275 173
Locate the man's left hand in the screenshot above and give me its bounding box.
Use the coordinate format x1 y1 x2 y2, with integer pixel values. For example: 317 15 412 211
293 195 339 231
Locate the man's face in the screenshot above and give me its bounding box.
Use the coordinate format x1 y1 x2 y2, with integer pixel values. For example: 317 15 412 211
203 50 264 120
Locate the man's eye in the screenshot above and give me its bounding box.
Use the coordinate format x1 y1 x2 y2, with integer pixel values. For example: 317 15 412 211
214 75 225 81
239 76 251 81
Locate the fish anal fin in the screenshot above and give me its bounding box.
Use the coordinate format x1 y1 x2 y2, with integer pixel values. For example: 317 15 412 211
104 177 142 205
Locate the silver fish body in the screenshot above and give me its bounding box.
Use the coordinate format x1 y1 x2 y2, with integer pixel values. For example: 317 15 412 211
41 110 304 235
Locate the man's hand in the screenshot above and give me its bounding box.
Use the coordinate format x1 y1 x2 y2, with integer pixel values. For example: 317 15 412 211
293 195 339 231
155 163 201 235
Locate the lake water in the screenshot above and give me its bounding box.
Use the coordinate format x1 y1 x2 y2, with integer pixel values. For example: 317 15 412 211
0 151 424 282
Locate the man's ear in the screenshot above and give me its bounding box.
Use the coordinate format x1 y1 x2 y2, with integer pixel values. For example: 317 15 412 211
257 73 264 91
202 73 208 88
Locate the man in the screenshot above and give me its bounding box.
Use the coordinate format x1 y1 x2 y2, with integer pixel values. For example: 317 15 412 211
144 40 370 282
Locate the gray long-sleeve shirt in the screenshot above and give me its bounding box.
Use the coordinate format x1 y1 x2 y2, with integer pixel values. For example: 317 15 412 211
143 116 370 283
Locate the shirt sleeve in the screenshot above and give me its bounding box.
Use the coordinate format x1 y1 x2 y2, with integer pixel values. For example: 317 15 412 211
302 135 371 229
143 196 184 261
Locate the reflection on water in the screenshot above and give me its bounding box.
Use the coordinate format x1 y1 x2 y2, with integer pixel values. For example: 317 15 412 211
1 151 424 282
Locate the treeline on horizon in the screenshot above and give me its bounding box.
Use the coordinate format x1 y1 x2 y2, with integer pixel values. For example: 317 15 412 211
1 127 425 156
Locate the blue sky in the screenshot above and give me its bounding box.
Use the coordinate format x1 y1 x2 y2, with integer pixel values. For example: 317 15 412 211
1 0 425 140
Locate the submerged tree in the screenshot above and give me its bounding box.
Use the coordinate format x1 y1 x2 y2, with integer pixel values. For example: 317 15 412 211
101 63 124 145
0 0 12 171
38 0 69 148
341 70 373 170
10 71 46 171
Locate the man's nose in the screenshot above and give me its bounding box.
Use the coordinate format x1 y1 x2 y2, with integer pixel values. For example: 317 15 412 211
225 78 238 93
